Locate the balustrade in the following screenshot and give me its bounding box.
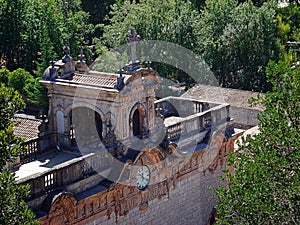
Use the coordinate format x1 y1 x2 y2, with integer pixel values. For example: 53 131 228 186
18 151 113 199
20 138 39 163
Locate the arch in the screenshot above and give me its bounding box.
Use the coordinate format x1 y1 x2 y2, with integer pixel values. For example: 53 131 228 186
133 109 141 136
66 102 105 148
51 104 65 116
129 103 147 138
65 101 105 120
69 107 103 147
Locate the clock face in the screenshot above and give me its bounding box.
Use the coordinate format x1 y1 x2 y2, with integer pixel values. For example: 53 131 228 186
136 165 150 190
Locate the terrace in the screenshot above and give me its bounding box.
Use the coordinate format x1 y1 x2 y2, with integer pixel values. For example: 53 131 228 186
11 96 235 212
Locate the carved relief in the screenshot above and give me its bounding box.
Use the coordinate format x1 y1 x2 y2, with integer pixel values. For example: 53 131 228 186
48 192 77 225
38 136 237 225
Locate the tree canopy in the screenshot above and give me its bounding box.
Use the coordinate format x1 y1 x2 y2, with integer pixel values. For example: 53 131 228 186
8 68 35 96
215 61 300 224
0 0 93 73
0 84 38 224
197 0 280 91
0 0 299 223
0 0 299 93
99 0 200 83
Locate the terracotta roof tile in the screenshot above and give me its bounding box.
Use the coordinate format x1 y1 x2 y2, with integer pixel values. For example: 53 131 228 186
182 84 265 111
70 73 117 88
13 114 42 142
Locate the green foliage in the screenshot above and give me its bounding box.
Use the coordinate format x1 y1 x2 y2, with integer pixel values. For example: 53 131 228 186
0 0 94 73
238 0 269 7
24 78 49 111
215 61 300 224
0 84 38 224
0 168 38 224
276 3 300 60
8 68 35 96
92 46 129 73
102 0 199 49
197 0 279 92
81 0 116 26
100 0 200 83
0 67 48 111
277 15 291 43
1 0 95 111
0 68 10 86
0 0 27 70
0 84 25 167
30 0 94 71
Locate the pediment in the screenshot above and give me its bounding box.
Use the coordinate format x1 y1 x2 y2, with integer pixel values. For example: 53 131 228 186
125 68 160 86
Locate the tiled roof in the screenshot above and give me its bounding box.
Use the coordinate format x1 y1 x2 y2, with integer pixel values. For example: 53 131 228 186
70 73 118 89
13 114 42 142
182 84 265 111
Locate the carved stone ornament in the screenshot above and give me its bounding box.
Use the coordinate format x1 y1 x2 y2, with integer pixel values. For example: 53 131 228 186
48 192 77 225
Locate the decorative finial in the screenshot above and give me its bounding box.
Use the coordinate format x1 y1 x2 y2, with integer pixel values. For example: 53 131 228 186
50 56 55 69
63 44 70 56
78 49 85 62
126 28 140 64
107 112 113 131
75 49 88 73
49 56 56 77
118 68 124 76
146 57 152 70
115 68 125 91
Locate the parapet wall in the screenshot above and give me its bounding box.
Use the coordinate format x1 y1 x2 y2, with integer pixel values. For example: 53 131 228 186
230 106 260 129
155 97 220 118
83 165 224 225
37 133 241 225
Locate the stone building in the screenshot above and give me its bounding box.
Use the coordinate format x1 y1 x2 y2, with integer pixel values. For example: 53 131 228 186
12 29 260 224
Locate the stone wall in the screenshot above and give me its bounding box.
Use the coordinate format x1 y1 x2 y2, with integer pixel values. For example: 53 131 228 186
229 106 261 129
37 133 241 225
85 166 224 225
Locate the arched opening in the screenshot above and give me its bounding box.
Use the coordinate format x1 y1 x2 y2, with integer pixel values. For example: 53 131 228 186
133 109 141 137
95 112 103 140
130 103 147 139
70 107 103 148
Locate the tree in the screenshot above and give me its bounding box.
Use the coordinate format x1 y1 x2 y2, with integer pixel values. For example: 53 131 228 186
276 3 300 60
24 0 94 73
0 84 38 224
8 68 35 96
6 68 49 112
215 60 300 224
0 0 27 70
102 0 199 50
0 68 10 86
0 0 93 73
100 0 200 83
197 0 279 92
24 78 49 112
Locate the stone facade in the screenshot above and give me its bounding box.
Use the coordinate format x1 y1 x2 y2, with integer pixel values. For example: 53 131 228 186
40 67 160 153
14 30 256 225
182 84 264 129
37 134 239 225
